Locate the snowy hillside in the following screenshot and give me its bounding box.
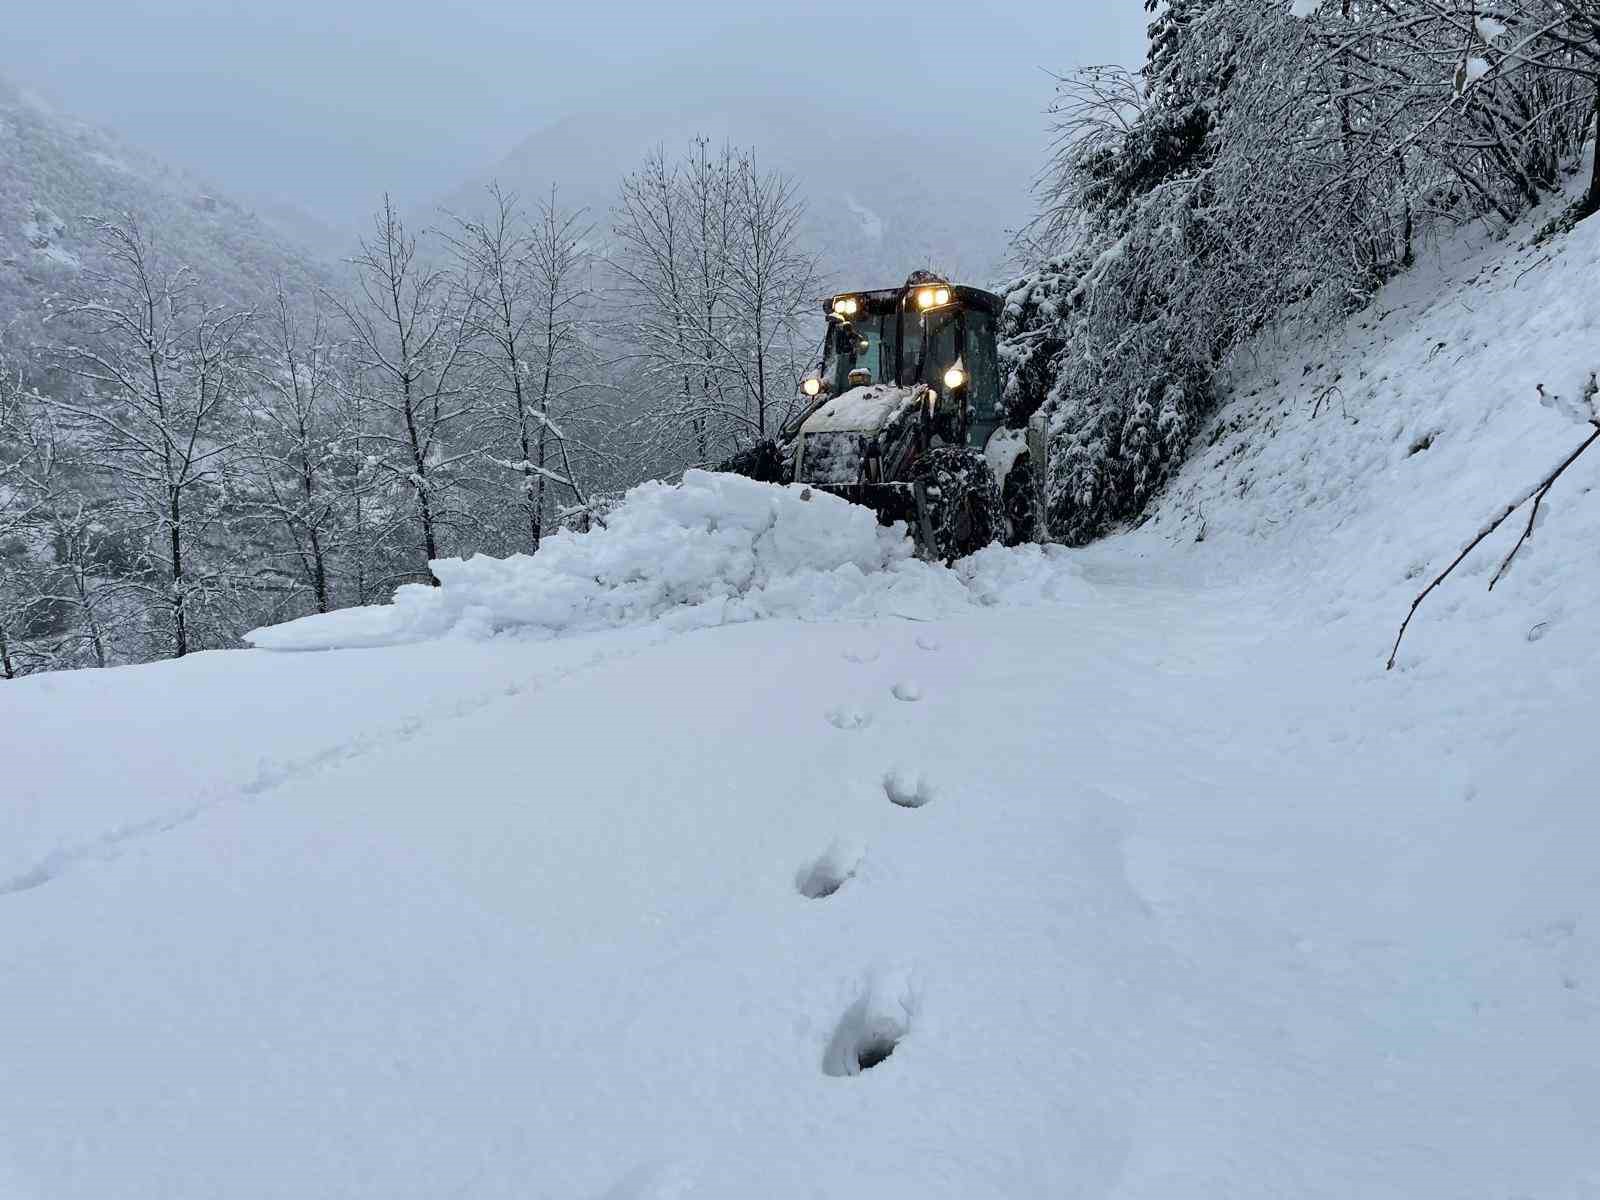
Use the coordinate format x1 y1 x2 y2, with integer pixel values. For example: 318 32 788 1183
4 197 1600 1196
1136 173 1600 670
0 73 330 340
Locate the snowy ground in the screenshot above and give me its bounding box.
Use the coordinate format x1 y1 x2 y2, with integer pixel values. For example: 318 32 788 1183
5 195 1600 1199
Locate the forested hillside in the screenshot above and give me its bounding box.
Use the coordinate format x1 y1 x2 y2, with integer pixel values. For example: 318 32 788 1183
0 110 831 675
1002 0 1600 544
0 75 331 337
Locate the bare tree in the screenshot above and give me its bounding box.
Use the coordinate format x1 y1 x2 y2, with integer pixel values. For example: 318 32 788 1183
726 153 820 439
0 372 131 674
332 197 479 584
0 352 51 677
31 495 136 670
523 186 611 534
237 281 346 613
612 145 704 467
682 138 739 458
46 216 254 659
610 140 819 471
326 355 411 604
448 183 606 551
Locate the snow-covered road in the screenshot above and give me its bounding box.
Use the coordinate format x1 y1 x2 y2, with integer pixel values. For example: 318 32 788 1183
4 543 1597 1199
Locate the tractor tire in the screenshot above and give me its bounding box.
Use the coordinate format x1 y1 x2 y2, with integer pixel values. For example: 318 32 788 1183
1001 458 1039 546
911 447 1002 563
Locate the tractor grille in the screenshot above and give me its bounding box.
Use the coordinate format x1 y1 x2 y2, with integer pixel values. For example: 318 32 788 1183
799 432 866 486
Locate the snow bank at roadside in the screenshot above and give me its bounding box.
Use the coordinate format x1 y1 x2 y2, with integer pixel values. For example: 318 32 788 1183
248 471 1077 653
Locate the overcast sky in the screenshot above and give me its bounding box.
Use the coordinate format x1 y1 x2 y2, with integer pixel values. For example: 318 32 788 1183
3 1 1148 230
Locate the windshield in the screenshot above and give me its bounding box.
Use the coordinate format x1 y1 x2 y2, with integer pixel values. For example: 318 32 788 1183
818 297 998 405
823 313 894 393
900 308 958 391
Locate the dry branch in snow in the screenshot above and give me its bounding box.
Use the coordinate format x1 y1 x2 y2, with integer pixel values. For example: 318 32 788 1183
1387 391 1600 669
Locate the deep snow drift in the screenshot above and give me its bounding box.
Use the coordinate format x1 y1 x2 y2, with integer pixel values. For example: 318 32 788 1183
4 194 1600 1200
245 469 1087 652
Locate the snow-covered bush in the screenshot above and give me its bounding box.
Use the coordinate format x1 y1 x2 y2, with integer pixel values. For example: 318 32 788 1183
1000 249 1213 545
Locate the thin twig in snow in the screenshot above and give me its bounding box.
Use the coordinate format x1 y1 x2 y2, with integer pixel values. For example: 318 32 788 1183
1387 418 1600 669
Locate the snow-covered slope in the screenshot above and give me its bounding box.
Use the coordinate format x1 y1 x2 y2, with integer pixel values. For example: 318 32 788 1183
1135 172 1600 671
3 196 1599 1198
0 73 330 340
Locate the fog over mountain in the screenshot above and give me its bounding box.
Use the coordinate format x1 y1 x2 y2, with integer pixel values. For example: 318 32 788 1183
2 2 1146 270
441 94 1036 291
0 73 331 342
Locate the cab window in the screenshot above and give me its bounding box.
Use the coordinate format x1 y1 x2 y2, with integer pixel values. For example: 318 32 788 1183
963 309 1003 423
901 309 959 388
825 315 892 392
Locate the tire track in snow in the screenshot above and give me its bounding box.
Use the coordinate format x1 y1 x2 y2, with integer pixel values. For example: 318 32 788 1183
0 639 660 898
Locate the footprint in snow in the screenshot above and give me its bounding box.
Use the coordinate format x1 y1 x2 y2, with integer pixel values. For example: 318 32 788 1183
891 680 923 702
795 840 865 900
883 768 936 809
915 634 942 651
842 647 880 664
822 969 917 1077
825 706 872 731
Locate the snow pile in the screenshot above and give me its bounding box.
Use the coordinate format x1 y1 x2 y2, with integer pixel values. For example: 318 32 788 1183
248 471 986 651
954 542 1089 607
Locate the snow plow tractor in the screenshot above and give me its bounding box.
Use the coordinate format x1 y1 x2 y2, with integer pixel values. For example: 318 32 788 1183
718 273 1038 561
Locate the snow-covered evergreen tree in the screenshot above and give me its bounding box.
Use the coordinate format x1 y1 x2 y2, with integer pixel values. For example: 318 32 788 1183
1004 2 1230 543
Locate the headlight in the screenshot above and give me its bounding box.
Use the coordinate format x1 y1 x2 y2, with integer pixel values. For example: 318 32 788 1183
802 376 823 397
943 364 967 390
832 296 859 317
935 286 951 306
916 288 936 310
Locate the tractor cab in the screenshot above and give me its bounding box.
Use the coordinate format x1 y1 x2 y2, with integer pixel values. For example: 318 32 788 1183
797 275 1006 451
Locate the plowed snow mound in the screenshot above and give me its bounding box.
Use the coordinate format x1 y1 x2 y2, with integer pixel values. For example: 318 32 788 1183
248 471 1073 652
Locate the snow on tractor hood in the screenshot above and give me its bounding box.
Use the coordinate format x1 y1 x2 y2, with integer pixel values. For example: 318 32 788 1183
798 384 922 437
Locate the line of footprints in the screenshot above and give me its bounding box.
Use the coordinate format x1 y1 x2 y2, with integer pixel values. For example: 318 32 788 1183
799 631 942 1078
